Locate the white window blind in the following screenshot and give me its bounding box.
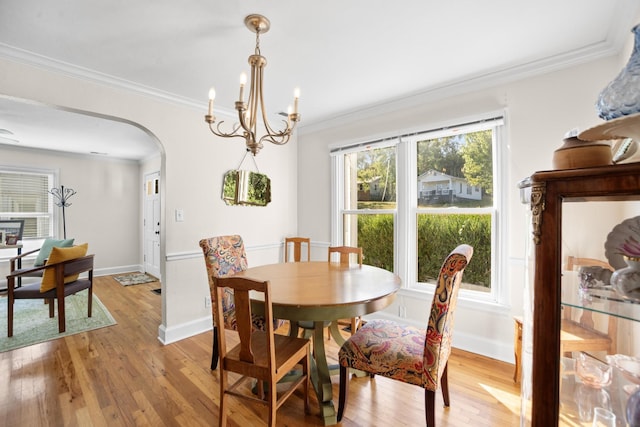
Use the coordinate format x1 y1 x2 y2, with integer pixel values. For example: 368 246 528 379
0 169 54 239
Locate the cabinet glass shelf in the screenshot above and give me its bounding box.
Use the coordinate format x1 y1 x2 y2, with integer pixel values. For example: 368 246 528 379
562 272 640 324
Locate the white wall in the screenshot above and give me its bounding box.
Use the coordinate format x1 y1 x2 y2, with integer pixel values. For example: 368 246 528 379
0 56 299 344
296 52 631 362
0 145 142 280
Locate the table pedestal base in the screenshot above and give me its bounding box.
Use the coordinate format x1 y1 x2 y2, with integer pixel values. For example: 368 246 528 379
289 320 349 426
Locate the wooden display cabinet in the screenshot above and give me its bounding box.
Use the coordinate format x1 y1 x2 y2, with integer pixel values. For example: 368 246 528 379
522 162 640 426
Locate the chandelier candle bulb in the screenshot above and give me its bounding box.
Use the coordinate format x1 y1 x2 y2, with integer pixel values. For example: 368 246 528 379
294 87 300 113
239 73 247 101
207 87 215 117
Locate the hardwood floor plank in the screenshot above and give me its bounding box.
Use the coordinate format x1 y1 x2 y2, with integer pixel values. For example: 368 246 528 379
0 275 522 426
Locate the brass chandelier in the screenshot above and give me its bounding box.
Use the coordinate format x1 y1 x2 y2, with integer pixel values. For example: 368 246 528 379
205 14 300 156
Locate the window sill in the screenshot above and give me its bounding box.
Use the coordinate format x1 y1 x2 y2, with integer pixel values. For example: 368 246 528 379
398 286 511 314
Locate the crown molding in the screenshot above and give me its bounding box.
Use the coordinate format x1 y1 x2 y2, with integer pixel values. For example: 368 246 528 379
0 43 239 121
0 32 628 137
298 40 621 136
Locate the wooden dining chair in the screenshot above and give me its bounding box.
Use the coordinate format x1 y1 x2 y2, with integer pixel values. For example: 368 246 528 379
328 245 363 266
284 237 311 262
199 235 285 370
337 244 473 427
214 275 311 427
328 246 364 335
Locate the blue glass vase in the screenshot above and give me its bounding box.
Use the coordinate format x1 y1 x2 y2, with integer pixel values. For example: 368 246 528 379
627 387 640 427
597 24 640 120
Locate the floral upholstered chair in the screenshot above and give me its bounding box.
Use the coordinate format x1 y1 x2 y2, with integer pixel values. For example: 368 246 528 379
199 235 284 370
337 244 473 427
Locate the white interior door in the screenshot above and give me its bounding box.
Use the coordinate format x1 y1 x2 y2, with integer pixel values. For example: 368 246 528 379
144 172 161 279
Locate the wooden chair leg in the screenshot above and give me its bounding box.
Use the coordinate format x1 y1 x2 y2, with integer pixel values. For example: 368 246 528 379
211 326 219 370
268 380 277 426
513 317 522 382
425 389 436 427
219 371 228 427
88 286 93 317
57 297 66 333
303 350 310 414
441 363 450 407
8 292 14 338
337 365 349 421
256 380 264 400
48 298 54 318
350 318 358 336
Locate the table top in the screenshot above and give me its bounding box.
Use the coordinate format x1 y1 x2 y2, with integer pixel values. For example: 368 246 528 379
235 261 401 321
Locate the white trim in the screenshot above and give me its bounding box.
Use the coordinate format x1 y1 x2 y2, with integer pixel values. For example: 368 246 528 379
0 43 236 120
157 315 212 345
330 156 342 245
94 265 144 277
165 242 284 263
0 264 145 290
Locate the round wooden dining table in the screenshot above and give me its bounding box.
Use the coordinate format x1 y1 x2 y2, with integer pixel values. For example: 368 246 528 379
234 261 401 426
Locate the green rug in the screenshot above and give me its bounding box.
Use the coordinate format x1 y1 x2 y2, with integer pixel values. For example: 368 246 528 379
0 290 116 352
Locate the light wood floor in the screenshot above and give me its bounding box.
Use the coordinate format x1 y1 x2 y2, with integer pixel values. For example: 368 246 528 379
0 275 522 426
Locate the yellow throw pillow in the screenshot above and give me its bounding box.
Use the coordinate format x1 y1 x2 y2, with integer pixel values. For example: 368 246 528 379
40 243 89 293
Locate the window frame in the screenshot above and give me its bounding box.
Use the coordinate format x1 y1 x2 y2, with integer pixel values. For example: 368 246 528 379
330 111 508 306
0 165 58 257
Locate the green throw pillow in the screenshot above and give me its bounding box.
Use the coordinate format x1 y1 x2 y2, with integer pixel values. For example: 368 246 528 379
34 238 75 266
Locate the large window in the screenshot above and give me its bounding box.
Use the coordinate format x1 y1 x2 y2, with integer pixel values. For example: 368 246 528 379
341 143 396 270
331 114 505 302
414 127 494 293
0 167 55 245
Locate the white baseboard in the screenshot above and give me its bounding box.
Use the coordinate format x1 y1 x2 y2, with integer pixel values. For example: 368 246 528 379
94 265 144 277
157 315 212 345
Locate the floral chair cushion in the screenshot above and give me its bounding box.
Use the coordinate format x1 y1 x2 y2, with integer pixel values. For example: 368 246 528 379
338 246 472 391
339 319 426 386
199 235 284 331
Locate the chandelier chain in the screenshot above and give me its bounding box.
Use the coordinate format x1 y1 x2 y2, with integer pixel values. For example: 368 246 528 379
255 29 261 55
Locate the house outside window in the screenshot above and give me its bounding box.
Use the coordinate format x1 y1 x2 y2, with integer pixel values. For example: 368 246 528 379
331 113 505 303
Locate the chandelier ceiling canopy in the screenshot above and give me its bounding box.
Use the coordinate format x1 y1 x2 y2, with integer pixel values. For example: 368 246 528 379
205 14 300 156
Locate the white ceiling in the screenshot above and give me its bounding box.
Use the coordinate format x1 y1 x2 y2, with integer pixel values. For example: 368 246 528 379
0 0 639 160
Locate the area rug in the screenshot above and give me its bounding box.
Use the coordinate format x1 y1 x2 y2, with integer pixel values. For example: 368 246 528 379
114 272 158 286
0 290 116 352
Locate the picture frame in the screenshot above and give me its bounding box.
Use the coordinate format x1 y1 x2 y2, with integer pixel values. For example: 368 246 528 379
0 219 25 245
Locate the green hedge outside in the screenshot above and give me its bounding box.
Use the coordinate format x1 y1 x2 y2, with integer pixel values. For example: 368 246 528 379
357 213 491 288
